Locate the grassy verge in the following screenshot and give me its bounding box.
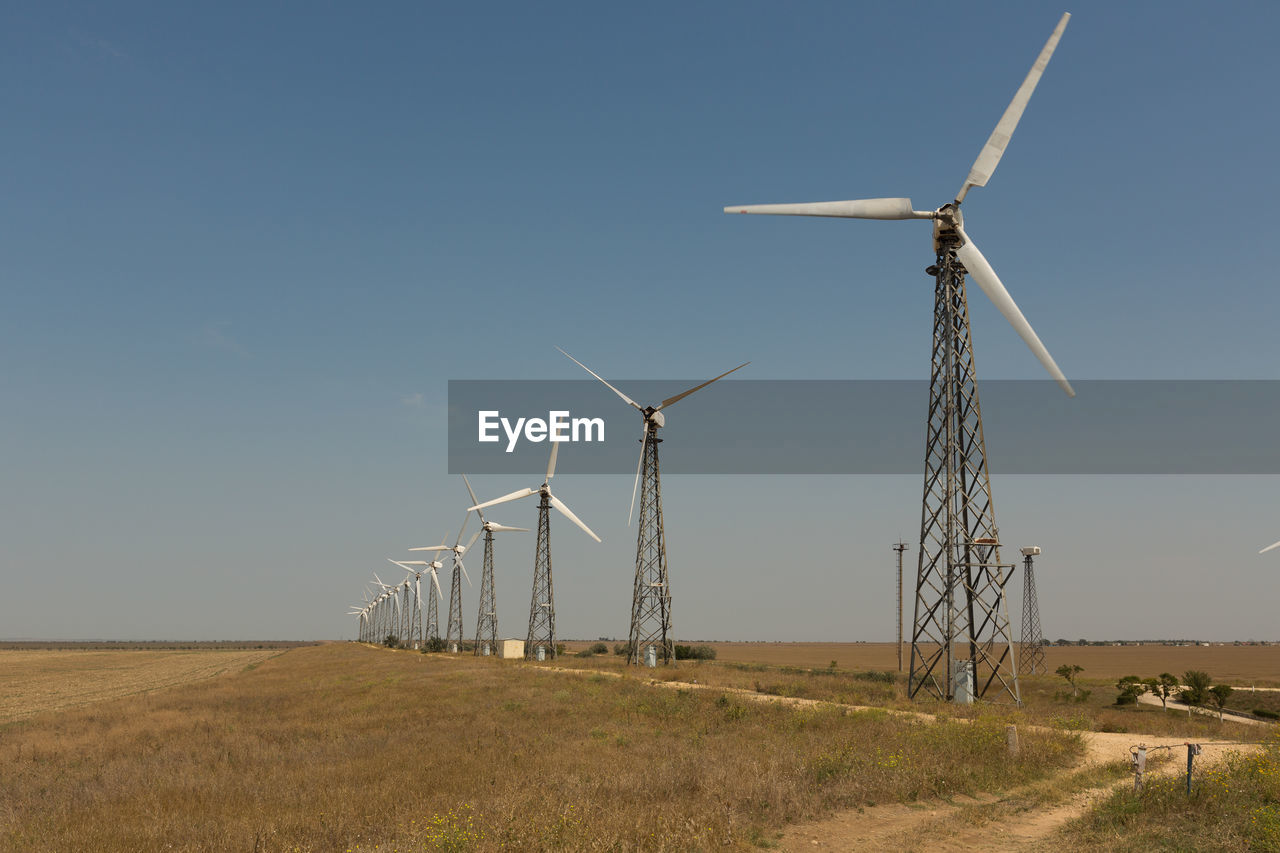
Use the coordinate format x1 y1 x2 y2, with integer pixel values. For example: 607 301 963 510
0 643 1080 852
550 655 1261 740
1056 732 1280 852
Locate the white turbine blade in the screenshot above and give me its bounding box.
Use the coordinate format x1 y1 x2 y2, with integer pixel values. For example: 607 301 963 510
548 492 601 543
488 523 529 532
1261 540 1280 554
954 226 1074 397
458 557 472 587
430 568 444 600
469 486 537 512
957 12 1070 202
462 474 484 522
723 199 927 220
465 530 481 551
658 361 750 410
408 546 450 552
546 440 559 482
398 560 430 566
556 347 643 411
452 510 470 549
416 579 423 613
627 428 647 527
372 572 388 589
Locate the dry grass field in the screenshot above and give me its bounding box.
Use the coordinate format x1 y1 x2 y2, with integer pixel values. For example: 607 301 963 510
1 642 1083 852
1 641 1272 850
0 648 283 724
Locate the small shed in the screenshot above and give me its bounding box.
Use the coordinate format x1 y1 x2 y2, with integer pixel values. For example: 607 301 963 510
500 638 525 659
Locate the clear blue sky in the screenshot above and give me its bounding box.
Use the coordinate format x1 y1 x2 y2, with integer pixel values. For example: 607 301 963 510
3 2 1279 641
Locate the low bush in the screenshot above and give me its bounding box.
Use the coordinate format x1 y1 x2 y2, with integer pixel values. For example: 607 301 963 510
674 644 717 661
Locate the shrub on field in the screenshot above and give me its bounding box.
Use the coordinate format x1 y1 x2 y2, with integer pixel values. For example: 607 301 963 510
674 644 716 661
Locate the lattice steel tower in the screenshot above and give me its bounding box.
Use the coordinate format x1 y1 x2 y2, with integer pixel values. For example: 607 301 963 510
724 15 1077 704
1019 546 1046 675
474 531 498 656
445 563 464 652
556 348 747 667
425 583 440 643
462 474 528 656
908 242 1021 704
630 426 673 665
467 444 600 662
526 492 557 659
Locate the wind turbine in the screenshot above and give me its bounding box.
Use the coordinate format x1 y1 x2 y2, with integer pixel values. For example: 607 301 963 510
557 347 747 666
462 474 528 656
391 557 445 649
399 539 448 645
468 442 599 660
725 13 1075 704
411 517 480 653
371 572 397 646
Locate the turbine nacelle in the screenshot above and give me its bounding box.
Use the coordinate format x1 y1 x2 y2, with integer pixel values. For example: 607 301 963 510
645 408 666 429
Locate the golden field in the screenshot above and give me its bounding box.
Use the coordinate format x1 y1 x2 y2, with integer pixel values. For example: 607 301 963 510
0 640 1273 851
1 642 1083 851
0 648 283 724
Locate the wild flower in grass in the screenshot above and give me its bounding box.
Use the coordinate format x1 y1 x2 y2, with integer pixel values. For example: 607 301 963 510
421 804 483 853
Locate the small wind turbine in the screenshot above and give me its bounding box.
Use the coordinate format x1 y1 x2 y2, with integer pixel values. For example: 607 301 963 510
462 473 528 656
557 347 747 666
468 442 599 660
411 517 480 653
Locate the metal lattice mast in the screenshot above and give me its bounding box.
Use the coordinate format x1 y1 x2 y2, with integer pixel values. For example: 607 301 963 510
474 530 498 656
526 492 556 659
401 585 411 643
408 581 423 649
446 564 464 651
909 245 1020 704
425 585 440 642
1019 548 1046 675
629 425 674 666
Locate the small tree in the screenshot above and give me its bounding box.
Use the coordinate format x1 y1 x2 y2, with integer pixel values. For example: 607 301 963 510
1115 674 1146 706
1182 670 1211 706
1150 672 1180 711
1056 664 1084 698
384 634 399 648
1209 684 1234 721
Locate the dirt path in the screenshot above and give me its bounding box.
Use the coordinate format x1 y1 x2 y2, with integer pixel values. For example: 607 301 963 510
776 733 1253 851
528 661 1261 851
